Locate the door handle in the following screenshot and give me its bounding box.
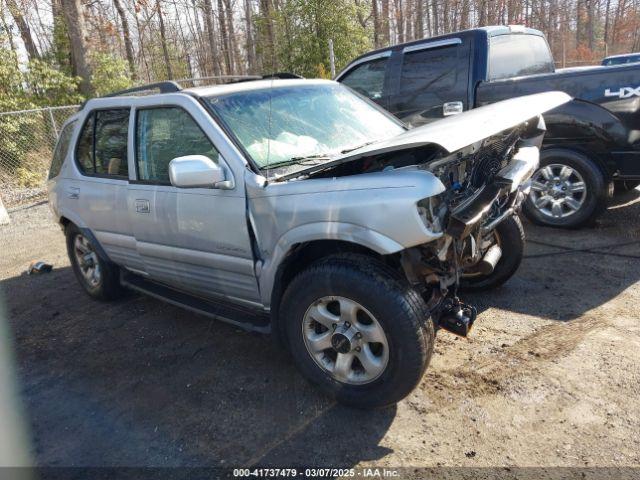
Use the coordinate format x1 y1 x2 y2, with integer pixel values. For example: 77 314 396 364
66 187 80 199
135 199 150 214
443 101 464 116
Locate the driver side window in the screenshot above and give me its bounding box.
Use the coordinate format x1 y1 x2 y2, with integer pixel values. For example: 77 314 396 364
135 107 219 183
340 58 388 103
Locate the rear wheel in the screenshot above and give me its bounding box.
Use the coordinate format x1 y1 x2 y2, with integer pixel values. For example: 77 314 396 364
66 224 123 300
460 214 524 292
523 149 607 228
281 254 434 408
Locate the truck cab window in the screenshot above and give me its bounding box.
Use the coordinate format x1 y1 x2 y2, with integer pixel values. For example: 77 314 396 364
489 34 555 80
340 58 388 101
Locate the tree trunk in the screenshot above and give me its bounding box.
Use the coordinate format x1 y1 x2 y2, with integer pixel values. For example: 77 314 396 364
4 0 40 60
244 0 257 73
60 0 92 95
415 0 424 39
203 0 222 77
113 0 136 79
155 0 174 79
217 0 232 74
381 0 390 44
372 0 381 47
223 0 241 74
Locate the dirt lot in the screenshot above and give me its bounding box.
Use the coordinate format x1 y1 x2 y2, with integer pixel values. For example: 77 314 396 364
0 191 639 470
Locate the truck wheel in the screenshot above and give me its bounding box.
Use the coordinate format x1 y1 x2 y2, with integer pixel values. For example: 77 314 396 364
460 214 524 292
66 223 123 300
280 254 434 408
523 149 607 228
614 180 640 193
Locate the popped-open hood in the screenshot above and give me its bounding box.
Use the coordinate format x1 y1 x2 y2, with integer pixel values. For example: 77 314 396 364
339 91 571 160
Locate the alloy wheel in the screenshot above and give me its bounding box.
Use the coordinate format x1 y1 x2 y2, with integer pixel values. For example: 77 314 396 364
302 296 389 385
73 234 101 287
529 164 587 219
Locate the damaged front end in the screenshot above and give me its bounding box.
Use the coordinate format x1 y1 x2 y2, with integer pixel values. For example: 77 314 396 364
402 118 546 336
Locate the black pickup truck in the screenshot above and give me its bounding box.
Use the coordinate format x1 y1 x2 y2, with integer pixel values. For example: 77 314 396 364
336 25 640 228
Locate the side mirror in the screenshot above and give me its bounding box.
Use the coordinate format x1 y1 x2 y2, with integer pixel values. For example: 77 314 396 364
168 155 233 189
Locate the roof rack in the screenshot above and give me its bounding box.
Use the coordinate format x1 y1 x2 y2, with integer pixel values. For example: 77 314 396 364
262 72 304 79
231 72 304 84
104 81 182 97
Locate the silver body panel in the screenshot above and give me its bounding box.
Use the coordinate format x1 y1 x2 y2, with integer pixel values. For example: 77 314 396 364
47 83 571 312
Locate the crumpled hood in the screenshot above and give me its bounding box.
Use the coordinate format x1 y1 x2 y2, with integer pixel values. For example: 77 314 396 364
334 91 571 161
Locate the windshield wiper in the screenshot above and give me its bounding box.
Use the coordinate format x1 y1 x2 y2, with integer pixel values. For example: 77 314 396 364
261 154 332 170
340 141 375 154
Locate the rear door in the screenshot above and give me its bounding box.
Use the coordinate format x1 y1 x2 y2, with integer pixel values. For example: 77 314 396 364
67 106 144 271
387 38 471 127
128 94 260 306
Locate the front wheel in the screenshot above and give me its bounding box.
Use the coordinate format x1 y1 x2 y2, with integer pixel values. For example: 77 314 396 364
460 214 525 292
281 254 434 408
523 149 607 228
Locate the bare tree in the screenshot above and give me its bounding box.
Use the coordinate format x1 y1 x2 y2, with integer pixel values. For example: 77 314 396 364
4 0 40 60
60 0 92 95
203 0 222 76
155 0 173 79
112 0 136 79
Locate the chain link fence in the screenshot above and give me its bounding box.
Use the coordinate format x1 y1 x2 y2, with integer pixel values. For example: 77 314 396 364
0 76 261 210
0 105 79 208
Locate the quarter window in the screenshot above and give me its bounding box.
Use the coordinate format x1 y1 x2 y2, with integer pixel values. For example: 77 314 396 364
49 120 76 179
75 109 130 177
340 58 388 101
135 107 219 183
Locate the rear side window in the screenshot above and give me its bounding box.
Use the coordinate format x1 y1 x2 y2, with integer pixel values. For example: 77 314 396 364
340 57 388 101
399 45 459 94
49 121 76 179
136 107 219 183
489 34 554 80
75 109 130 177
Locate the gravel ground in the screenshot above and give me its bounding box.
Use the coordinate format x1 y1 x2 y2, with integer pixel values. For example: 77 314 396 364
0 192 639 470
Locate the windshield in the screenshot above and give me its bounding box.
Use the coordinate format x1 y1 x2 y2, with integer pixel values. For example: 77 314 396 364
206 83 404 171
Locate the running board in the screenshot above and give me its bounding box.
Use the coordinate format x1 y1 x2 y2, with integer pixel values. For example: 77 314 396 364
121 272 271 333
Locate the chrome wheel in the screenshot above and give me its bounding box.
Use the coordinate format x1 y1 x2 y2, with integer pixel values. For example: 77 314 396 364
302 296 389 385
73 234 101 287
530 164 586 219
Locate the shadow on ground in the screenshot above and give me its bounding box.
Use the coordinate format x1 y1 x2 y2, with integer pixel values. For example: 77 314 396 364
0 269 395 466
1 189 639 466
465 188 640 320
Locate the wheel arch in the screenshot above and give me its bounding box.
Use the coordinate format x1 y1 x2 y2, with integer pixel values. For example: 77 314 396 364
267 239 402 350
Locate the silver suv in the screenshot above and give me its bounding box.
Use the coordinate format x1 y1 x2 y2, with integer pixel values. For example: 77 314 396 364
48 79 569 407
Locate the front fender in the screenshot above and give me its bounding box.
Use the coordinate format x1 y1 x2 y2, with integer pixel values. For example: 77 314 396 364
256 222 405 308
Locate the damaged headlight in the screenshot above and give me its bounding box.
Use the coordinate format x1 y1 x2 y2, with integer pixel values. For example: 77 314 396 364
417 196 446 233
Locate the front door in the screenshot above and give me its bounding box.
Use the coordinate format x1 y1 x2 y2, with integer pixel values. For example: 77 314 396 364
128 98 260 306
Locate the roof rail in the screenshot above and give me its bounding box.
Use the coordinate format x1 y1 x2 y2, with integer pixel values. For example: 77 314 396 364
231 72 304 84
104 81 182 98
262 72 304 80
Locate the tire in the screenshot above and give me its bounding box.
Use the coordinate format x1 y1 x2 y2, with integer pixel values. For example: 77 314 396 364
280 253 434 408
66 223 123 300
523 149 607 228
614 180 640 193
460 214 525 292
